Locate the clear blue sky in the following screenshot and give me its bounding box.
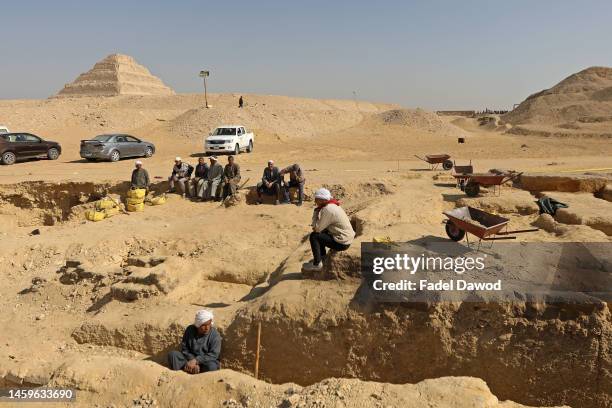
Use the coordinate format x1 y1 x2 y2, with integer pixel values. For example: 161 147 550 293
1 0 611 109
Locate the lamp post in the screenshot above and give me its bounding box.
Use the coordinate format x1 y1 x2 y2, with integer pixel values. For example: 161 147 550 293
199 70 210 108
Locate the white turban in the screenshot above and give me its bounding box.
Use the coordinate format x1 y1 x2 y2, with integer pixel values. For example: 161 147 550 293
175 157 181 162
194 309 214 327
268 160 274 164
135 160 143 166
314 188 332 201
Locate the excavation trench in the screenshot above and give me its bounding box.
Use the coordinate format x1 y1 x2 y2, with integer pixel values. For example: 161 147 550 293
70 293 611 408
0 180 148 226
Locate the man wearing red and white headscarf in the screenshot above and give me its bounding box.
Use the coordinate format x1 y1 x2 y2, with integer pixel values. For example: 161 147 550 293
303 188 355 272
167 309 221 374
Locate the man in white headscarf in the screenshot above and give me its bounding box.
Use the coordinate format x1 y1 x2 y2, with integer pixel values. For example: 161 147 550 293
303 188 355 272
168 309 222 374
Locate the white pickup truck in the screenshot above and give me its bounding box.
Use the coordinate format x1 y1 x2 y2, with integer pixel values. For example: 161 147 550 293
0 125 9 134
205 125 254 156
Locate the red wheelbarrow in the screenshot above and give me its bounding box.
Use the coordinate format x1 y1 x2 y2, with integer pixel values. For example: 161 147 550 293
443 206 538 249
414 154 453 170
453 171 523 197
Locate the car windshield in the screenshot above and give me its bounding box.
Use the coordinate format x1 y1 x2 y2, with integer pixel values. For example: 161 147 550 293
214 128 236 136
92 135 115 142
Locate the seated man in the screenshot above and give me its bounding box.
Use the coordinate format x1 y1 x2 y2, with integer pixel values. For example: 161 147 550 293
303 188 355 271
222 155 241 199
280 163 305 206
191 157 209 198
130 160 150 190
201 156 224 201
168 310 221 374
168 157 193 198
257 160 283 205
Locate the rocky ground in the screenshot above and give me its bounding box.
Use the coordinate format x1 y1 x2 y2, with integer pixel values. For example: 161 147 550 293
0 93 610 407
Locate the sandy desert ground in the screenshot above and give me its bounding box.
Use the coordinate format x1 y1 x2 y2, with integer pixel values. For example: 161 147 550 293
0 70 611 408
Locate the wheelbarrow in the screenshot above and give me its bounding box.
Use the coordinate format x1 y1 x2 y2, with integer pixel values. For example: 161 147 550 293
443 206 538 249
455 171 523 197
414 154 453 170
451 160 473 189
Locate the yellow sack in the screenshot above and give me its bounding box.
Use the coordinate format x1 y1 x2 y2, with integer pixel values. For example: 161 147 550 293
103 207 120 218
127 202 145 212
127 188 146 200
127 197 145 206
95 198 116 210
85 210 106 222
148 195 167 206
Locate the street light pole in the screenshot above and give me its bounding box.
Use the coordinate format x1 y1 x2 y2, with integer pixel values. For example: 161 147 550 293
199 70 210 108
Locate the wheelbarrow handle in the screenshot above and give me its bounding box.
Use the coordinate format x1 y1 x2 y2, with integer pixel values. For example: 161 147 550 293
496 228 539 235
414 155 426 162
501 171 524 185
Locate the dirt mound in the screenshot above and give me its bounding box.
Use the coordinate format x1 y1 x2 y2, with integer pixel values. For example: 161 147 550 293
503 66 612 136
369 108 467 136
1 356 551 407
166 94 392 140
55 54 174 98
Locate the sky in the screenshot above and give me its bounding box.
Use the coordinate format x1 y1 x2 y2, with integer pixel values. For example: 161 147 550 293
1 0 611 109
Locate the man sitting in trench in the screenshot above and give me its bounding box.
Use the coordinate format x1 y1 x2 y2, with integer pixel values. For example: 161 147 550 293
168 310 221 374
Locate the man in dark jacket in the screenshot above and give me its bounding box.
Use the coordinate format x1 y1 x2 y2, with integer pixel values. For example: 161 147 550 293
280 163 305 206
257 160 282 205
191 157 209 198
131 160 150 190
222 155 241 199
168 310 221 374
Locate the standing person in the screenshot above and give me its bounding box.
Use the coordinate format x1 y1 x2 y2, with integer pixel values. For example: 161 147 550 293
303 188 355 272
130 160 150 190
168 157 193 197
222 155 241 199
257 160 282 205
280 163 305 206
238 96 244 108
191 157 209 199
167 310 221 374
201 156 224 201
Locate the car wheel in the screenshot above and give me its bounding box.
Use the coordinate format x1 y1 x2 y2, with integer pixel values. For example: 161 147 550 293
47 147 60 160
445 221 466 241
247 140 253 153
144 147 153 158
1 151 16 165
442 159 453 170
109 150 120 162
234 144 240 155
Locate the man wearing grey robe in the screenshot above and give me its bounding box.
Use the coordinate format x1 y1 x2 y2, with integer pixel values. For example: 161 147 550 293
168 310 221 374
201 156 224 201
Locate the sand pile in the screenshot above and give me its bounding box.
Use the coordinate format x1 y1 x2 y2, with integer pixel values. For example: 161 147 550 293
54 54 174 98
166 94 392 140
368 108 467 136
503 66 612 136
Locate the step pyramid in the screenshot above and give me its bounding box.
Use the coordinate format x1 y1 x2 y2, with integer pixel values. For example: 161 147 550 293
54 54 175 97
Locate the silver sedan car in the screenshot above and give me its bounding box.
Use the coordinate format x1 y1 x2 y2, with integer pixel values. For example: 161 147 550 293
80 134 155 162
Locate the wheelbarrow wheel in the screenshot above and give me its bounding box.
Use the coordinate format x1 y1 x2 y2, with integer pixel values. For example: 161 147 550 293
442 159 453 170
464 181 480 197
445 221 466 241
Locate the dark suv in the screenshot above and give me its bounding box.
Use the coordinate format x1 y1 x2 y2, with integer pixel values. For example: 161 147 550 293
0 133 62 165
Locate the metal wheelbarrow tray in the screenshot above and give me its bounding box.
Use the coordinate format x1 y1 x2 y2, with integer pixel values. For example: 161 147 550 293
458 171 523 197
443 206 538 246
414 154 453 170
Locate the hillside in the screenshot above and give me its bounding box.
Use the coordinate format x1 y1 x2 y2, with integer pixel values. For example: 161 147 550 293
503 66 612 136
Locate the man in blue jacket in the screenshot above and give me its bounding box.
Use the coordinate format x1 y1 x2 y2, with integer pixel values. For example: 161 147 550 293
168 310 221 374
